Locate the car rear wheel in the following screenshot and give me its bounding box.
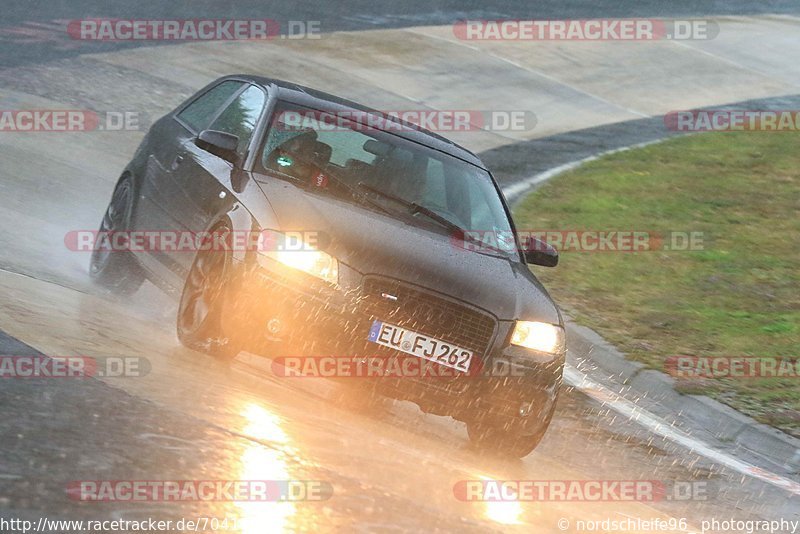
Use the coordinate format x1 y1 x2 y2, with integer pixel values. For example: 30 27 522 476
177 225 240 361
89 175 145 295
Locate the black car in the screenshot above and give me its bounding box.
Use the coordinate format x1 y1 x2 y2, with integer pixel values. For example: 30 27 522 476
90 75 565 457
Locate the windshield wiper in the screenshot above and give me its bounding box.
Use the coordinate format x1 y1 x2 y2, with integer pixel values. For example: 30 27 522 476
356 182 457 228
356 182 515 257
319 172 396 216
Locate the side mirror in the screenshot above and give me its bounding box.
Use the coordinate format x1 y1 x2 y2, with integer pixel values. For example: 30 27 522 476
196 129 239 164
522 236 559 267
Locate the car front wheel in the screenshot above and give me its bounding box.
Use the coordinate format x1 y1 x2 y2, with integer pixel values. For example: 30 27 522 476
176 224 240 361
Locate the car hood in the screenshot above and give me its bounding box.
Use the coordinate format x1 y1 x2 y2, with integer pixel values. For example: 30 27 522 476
254 177 560 324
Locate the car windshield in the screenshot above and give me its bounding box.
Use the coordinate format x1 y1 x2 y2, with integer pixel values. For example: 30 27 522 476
257 102 517 257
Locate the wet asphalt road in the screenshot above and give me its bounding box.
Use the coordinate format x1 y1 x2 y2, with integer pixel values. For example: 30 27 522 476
1 1 800 532
2 0 800 68
0 277 792 532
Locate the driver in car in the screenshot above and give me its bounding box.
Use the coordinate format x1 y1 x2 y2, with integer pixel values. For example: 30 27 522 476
266 130 331 189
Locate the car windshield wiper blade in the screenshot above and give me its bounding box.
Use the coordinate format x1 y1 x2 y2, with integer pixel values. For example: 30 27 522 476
356 182 455 227
320 172 396 216
357 182 514 257
358 183 473 237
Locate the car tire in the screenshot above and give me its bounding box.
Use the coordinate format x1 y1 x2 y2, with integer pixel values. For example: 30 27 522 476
89 175 145 295
466 401 557 458
176 223 240 361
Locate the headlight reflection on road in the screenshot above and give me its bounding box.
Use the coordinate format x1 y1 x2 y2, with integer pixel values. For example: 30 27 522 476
478 476 523 525
237 403 296 533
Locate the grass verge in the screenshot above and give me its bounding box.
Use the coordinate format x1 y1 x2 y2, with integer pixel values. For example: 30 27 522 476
514 132 799 437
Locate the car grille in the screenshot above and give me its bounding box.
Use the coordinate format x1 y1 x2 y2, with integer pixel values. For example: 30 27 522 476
359 276 497 359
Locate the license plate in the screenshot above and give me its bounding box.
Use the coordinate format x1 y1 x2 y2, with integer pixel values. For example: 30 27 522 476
367 320 474 373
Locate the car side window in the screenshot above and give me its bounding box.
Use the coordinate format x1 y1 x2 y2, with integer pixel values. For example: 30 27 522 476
208 85 266 156
316 130 376 166
176 81 243 133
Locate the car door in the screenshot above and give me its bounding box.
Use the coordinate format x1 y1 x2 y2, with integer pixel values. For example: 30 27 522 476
135 80 245 285
168 83 267 277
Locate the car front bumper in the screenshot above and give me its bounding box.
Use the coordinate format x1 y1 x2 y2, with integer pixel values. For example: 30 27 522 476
225 259 564 429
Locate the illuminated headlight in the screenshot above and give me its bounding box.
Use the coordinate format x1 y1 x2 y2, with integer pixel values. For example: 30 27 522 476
510 321 565 354
257 233 338 285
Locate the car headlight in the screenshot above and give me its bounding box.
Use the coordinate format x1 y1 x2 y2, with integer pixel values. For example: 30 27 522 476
510 321 565 353
258 232 338 285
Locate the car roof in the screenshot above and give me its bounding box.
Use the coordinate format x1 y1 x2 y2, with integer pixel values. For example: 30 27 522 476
223 74 486 169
